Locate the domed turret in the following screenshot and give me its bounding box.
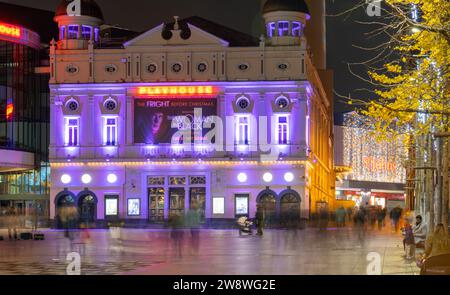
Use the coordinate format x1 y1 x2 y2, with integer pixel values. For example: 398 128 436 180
263 0 310 15
55 0 104 20
54 0 104 49
262 0 310 46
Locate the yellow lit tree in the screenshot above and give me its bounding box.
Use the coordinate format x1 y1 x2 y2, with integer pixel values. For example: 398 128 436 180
344 0 449 228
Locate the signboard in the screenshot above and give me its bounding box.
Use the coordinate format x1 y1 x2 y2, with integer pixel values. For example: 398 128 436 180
0 23 21 38
105 197 118 216
213 197 225 215
134 98 217 144
137 86 216 97
127 198 140 216
235 195 249 216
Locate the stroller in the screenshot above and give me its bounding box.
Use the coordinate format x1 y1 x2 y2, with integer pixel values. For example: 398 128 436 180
237 216 253 235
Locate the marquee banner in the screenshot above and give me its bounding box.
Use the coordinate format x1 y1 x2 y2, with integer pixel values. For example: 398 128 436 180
134 98 217 144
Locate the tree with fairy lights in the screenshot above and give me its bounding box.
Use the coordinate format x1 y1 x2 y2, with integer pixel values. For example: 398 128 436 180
337 0 449 230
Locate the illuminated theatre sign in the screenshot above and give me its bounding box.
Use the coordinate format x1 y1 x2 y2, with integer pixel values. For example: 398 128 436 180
0 22 40 50
134 86 218 144
0 23 21 38
137 86 216 97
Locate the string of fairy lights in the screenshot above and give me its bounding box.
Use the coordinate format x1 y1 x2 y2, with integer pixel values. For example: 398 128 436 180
342 113 407 183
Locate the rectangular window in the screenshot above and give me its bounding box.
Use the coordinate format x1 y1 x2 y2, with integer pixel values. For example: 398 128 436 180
67 25 79 39
277 116 289 145
81 25 92 40
236 116 250 145
65 117 79 146
103 117 118 146
278 21 290 37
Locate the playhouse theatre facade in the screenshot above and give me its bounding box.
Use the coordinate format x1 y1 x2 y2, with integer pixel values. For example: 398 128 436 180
49 0 334 226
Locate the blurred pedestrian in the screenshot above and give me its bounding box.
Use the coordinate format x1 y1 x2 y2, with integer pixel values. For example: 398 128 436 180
346 207 353 224
186 203 201 254
255 205 265 236
169 214 184 259
353 206 367 246
376 207 386 231
6 206 18 241
336 206 346 227
390 206 402 232
318 206 329 231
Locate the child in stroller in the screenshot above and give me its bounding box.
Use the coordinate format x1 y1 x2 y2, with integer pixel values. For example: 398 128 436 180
237 216 253 235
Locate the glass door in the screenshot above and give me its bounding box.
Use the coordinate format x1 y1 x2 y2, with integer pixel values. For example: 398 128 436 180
148 188 165 222
169 187 185 217
190 187 206 222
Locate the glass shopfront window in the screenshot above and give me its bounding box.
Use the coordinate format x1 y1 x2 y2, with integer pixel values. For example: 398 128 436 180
0 40 50 161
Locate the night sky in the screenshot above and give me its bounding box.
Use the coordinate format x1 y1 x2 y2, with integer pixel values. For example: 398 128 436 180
2 0 383 116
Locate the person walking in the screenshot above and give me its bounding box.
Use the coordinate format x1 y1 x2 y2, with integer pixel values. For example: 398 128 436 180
336 206 346 227
186 203 201 254
353 206 367 246
376 207 386 231
318 206 329 231
255 205 265 236
390 206 402 232
6 206 18 241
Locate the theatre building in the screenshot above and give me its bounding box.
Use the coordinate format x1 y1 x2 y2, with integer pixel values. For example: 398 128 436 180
49 0 334 226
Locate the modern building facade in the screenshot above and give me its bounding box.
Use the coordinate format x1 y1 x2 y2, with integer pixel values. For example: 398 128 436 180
0 3 56 225
334 112 407 211
49 0 334 226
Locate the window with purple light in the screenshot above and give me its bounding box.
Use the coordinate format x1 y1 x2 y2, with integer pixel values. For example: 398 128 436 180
236 116 250 145
60 26 66 40
104 117 118 146
267 22 276 38
67 25 79 39
94 28 100 42
292 22 302 37
277 21 290 37
277 116 289 145
65 118 79 146
81 25 92 40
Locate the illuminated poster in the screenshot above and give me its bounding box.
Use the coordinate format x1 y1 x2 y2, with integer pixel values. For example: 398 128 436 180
235 195 249 216
134 98 217 144
213 197 225 215
105 198 118 216
127 199 140 216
